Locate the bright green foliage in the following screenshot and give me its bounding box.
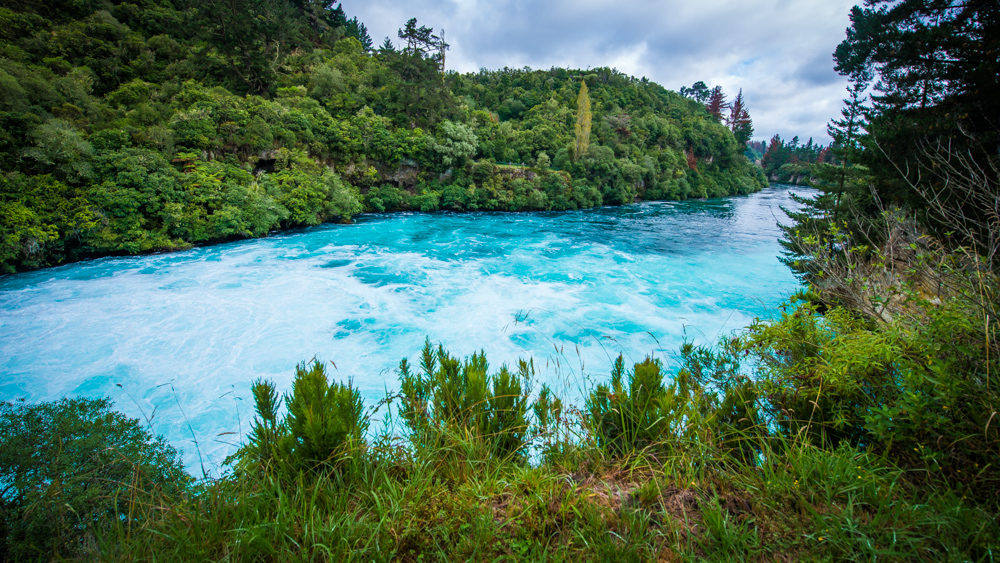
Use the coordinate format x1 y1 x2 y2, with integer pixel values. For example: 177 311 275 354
429 120 477 168
261 159 362 227
761 0 1000 491
0 0 761 274
588 355 713 457
584 345 765 463
86 147 186 254
452 67 766 205
105 436 1000 560
0 398 189 560
97 339 1000 560
679 339 763 463
532 383 562 435
173 156 284 240
282 361 367 470
245 361 367 474
0 172 97 272
573 80 591 161
742 295 1000 495
0 330 991 560
245 378 282 469
399 339 532 460
21 119 94 182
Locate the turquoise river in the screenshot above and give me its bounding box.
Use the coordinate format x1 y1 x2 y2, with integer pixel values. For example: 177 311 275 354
0 186 809 473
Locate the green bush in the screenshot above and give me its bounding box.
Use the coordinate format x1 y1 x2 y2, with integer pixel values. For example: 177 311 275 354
363 185 410 212
244 361 367 475
0 398 190 560
0 172 98 272
742 295 1000 494
283 361 367 469
399 339 532 460
586 355 685 456
409 189 441 212
678 339 764 463
585 350 758 460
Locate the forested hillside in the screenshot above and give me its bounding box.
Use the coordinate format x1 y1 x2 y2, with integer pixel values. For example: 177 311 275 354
0 0 763 273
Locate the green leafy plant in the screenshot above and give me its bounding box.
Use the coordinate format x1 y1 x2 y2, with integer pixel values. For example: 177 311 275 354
742 293 1000 495
399 339 532 461
0 398 190 560
587 354 715 458
244 361 367 475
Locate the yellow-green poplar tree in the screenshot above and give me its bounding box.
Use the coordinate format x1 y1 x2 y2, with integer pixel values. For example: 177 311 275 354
573 80 591 161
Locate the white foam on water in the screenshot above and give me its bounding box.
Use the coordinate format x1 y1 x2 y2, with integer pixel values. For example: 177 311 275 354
0 187 811 473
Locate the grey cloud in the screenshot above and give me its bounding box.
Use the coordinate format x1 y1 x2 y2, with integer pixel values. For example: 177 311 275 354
794 52 843 87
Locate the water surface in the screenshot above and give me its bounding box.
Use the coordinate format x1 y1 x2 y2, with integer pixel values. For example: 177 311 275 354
0 187 807 472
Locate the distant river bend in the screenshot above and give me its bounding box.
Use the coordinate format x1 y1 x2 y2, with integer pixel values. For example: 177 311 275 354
0 186 809 472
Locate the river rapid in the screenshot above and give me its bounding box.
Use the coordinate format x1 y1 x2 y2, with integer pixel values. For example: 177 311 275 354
0 186 809 472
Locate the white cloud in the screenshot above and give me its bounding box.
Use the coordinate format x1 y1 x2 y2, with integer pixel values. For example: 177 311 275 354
341 0 859 143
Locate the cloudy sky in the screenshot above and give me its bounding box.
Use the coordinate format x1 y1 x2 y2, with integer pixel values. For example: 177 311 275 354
342 0 860 144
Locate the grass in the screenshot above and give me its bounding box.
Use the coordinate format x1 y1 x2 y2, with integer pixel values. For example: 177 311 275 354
89 420 998 562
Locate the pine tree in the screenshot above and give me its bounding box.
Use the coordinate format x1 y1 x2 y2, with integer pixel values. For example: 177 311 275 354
199 0 298 95
833 0 1000 228
680 81 710 103
823 78 869 223
779 78 872 275
727 89 753 148
706 86 726 120
573 80 592 161
399 18 433 55
345 18 373 51
761 135 784 171
397 18 449 70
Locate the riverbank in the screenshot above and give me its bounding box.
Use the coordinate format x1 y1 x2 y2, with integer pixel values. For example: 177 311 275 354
4 185 998 559
0 0 766 276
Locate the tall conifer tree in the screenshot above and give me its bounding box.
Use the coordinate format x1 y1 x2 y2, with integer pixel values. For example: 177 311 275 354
727 89 753 148
823 78 869 223
706 86 726 120
574 80 592 161
780 79 871 275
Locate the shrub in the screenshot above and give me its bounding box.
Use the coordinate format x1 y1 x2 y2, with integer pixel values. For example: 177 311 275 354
532 383 562 437
0 398 190 560
679 340 764 464
399 339 532 460
587 355 694 457
282 361 367 470
742 295 1000 496
244 361 367 475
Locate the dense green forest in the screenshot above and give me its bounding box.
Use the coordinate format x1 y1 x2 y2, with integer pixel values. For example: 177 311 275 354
0 0 762 274
2 0 999 560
